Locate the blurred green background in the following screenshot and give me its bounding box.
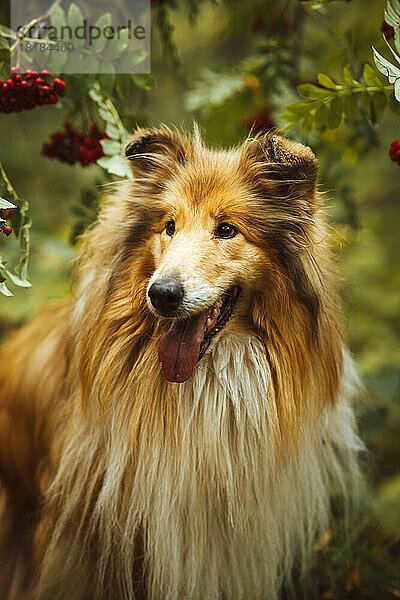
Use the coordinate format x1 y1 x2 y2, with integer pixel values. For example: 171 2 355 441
0 0 399 596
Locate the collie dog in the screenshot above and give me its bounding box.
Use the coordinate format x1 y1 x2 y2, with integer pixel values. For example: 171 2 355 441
0 127 363 600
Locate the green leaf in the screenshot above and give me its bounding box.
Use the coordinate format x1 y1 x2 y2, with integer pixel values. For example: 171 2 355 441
131 74 155 90
317 73 342 90
64 48 84 73
314 102 330 131
363 63 384 88
15 213 31 281
100 139 122 155
88 87 105 106
128 48 148 69
48 47 68 70
0 34 8 50
6 270 31 288
117 48 148 73
371 91 388 122
98 64 116 96
91 13 112 54
361 92 373 119
372 46 400 81
0 258 30 290
64 73 95 94
0 281 12 296
116 74 130 100
50 5 67 31
105 121 120 139
103 27 129 60
385 0 400 31
342 92 360 123
82 54 99 73
395 78 400 101
301 110 315 134
0 197 16 210
67 3 85 47
328 96 343 129
98 107 115 123
89 83 131 155
343 64 361 88
97 155 130 177
0 48 10 63
0 25 14 38
279 112 298 125
283 101 312 115
297 83 333 100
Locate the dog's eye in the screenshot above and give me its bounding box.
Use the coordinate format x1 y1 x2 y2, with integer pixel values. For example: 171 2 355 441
214 222 238 239
165 220 175 236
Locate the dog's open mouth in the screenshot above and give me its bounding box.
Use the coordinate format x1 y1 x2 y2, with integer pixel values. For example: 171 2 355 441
158 285 241 383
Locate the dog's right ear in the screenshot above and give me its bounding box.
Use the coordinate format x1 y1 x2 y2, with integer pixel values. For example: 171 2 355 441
124 127 189 177
241 133 319 213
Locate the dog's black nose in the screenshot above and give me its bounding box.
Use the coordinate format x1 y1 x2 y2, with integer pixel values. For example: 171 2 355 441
148 279 184 315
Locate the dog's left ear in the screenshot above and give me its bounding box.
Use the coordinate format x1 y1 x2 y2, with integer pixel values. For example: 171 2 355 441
242 133 319 211
125 127 189 177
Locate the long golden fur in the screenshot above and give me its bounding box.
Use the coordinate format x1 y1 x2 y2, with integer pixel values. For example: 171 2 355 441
0 126 363 599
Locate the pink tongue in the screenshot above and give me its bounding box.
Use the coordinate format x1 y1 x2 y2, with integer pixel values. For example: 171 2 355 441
158 310 209 383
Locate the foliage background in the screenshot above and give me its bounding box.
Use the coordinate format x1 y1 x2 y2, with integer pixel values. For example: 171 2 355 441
0 0 399 597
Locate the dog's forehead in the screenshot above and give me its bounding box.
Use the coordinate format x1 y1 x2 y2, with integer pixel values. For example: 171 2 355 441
163 149 249 212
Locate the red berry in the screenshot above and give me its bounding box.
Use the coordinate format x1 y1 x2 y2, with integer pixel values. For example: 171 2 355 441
42 122 105 167
389 141 400 165
3 225 12 236
382 21 395 40
0 72 65 114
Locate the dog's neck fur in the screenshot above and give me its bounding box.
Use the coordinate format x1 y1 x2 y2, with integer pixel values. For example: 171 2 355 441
39 333 362 600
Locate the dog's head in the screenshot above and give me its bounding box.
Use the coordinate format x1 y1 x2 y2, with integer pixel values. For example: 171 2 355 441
119 126 320 383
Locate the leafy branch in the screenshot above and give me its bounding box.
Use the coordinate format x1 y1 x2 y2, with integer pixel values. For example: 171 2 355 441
372 0 400 102
280 64 394 133
0 165 31 296
88 84 132 179
186 34 296 116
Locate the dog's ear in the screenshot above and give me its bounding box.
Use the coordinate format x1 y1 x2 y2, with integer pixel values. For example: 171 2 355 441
242 133 318 211
125 127 189 177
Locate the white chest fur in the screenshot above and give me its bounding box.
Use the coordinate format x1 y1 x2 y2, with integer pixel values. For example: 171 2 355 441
130 335 363 600
41 335 362 600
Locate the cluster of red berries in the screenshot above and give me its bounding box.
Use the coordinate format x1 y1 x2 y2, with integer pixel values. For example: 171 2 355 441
0 68 66 114
389 140 400 165
42 122 106 167
381 21 395 41
0 209 13 237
